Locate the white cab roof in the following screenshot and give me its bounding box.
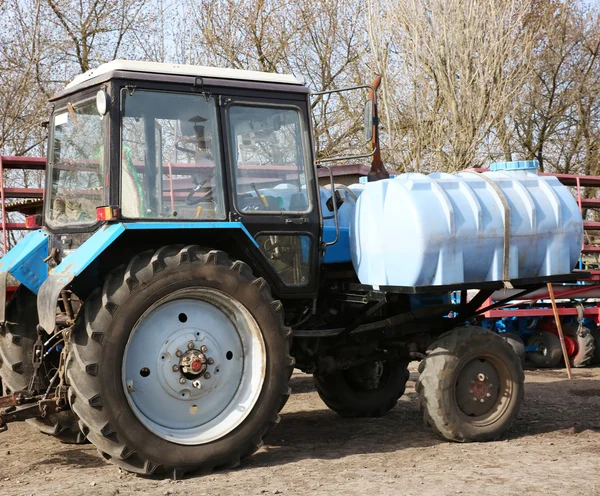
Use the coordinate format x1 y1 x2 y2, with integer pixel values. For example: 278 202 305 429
66 60 304 88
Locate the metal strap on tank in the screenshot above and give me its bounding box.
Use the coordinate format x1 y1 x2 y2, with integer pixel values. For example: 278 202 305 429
462 171 513 289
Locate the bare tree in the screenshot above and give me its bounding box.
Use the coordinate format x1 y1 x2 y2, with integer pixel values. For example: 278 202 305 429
375 0 537 172
511 1 600 174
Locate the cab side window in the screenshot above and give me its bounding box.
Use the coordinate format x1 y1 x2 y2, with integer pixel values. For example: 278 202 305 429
228 105 310 213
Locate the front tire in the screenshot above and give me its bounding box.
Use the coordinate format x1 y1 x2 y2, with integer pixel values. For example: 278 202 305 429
314 359 409 418
416 326 524 442
66 246 293 477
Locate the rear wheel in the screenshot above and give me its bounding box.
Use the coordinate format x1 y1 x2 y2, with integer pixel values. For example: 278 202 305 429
0 286 85 443
591 327 600 365
66 246 293 477
314 359 409 418
562 323 595 368
526 332 562 368
416 326 524 442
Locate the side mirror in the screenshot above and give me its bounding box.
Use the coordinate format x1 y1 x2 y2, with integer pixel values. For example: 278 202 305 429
364 100 373 143
96 89 110 116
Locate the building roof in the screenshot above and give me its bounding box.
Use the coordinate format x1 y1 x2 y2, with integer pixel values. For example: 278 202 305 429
5 198 43 214
66 60 304 90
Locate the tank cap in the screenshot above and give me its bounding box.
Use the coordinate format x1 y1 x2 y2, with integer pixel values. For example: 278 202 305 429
490 160 539 172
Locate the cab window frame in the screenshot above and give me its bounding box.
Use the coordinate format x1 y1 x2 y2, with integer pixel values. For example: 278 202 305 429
226 101 314 217
118 87 227 222
44 91 109 231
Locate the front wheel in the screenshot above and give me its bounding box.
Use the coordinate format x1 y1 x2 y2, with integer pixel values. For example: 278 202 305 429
416 326 524 442
66 246 293 477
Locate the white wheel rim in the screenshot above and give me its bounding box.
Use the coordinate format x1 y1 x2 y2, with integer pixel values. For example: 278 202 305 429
122 288 266 445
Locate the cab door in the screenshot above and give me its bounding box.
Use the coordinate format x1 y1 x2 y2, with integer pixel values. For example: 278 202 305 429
221 96 320 298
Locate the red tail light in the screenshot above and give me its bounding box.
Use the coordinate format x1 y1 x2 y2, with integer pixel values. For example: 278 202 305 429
25 215 42 229
96 206 120 222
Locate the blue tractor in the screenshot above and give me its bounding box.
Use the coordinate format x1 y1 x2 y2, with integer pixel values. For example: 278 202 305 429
0 61 581 477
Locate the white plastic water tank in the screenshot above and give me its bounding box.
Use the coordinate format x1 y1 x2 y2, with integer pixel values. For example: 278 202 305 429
349 161 583 287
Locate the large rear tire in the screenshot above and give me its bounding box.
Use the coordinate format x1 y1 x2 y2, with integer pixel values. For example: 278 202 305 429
416 326 524 442
314 359 409 418
0 286 85 443
66 246 293 477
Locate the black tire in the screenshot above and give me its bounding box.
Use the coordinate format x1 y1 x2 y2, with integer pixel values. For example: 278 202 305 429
313 359 409 418
591 327 600 365
562 323 595 368
500 332 526 365
65 246 293 478
416 326 524 442
0 286 86 443
526 331 562 368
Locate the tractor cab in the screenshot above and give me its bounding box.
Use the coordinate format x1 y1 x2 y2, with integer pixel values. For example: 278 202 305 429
35 61 331 301
47 63 317 226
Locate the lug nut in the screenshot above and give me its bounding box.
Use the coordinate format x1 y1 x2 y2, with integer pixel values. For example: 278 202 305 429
473 397 478 401
480 398 485 403
477 373 485 381
188 341 195 350
204 372 211 379
179 377 186 384
172 365 179 372
192 380 202 389
207 358 214 365
176 350 183 358
486 392 491 397
200 345 207 353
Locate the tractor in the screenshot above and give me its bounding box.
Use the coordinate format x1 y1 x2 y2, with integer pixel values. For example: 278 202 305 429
0 60 582 477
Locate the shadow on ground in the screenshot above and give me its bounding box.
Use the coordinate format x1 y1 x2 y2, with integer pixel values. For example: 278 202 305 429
35 448 108 469
19 370 600 479
243 371 600 470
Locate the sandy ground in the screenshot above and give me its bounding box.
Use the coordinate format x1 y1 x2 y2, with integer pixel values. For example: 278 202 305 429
2 364 600 496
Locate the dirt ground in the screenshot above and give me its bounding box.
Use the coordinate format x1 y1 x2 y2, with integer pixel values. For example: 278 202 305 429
2 364 600 496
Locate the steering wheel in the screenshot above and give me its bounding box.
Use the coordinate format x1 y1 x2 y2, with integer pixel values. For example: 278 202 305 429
185 176 215 206
238 195 268 211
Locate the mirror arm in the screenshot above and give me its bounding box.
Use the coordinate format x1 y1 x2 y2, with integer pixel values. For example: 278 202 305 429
367 76 388 181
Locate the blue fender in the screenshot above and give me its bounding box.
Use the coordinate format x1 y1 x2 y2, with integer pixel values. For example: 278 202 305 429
37 221 257 333
0 229 50 293
0 229 49 322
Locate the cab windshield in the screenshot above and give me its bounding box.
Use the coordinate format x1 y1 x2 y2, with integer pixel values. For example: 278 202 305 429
121 90 225 220
46 100 106 227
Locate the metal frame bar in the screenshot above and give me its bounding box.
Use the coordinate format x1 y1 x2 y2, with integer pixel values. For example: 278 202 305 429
0 157 7 254
311 84 379 164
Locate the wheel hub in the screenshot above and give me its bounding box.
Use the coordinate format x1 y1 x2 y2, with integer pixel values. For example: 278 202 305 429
348 361 385 390
156 329 221 401
472 377 488 399
180 348 208 377
456 360 501 417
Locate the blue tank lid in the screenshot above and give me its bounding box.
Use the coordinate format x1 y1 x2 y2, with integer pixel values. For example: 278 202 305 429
490 160 539 172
